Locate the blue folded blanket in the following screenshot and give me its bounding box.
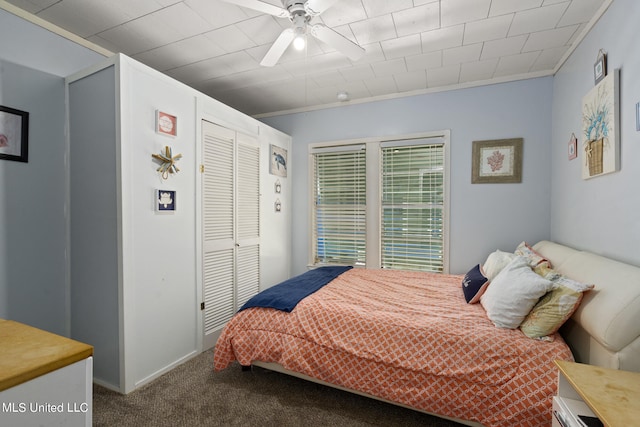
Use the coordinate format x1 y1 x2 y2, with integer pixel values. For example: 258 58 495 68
239 266 353 313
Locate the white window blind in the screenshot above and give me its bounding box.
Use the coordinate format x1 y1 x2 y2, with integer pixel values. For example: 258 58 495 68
313 147 366 265
381 143 445 272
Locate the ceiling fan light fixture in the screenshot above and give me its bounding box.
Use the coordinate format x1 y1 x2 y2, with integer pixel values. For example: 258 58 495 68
293 30 306 50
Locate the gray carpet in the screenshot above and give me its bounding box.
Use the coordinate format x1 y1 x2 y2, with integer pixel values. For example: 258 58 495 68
93 350 465 426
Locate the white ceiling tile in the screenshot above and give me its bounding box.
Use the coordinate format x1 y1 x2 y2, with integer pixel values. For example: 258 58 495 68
361 0 413 18
392 3 440 37
394 70 427 92
152 3 214 38
463 14 514 45
558 0 606 27
166 56 237 85
9 0 57 14
380 34 422 60
217 51 261 74
133 35 226 71
184 0 251 29
542 0 569 5
350 14 397 45
311 70 347 87
522 25 579 52
442 43 483 66
319 1 368 27
355 43 386 64
494 51 541 77
421 25 464 52
206 25 257 53
489 0 544 17
371 58 407 77
441 0 491 27
480 35 528 59
508 3 569 36
459 58 498 83
339 64 376 81
36 0 137 37
427 64 461 87
530 45 569 72
234 15 283 46
363 76 398 96
406 51 442 71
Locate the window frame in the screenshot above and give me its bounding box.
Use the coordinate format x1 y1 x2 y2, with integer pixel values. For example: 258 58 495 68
308 130 450 273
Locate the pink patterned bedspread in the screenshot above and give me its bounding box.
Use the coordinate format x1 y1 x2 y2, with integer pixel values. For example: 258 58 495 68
214 268 573 426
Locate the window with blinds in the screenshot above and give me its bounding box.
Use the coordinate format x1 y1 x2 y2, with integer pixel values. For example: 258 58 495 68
312 147 366 265
381 143 445 272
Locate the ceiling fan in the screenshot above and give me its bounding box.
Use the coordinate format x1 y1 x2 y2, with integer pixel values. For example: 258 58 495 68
223 0 366 66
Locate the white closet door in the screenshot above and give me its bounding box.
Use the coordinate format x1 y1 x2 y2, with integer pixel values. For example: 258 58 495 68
236 133 260 308
202 121 236 349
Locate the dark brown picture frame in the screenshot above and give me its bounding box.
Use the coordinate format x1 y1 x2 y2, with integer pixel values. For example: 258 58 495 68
0 105 29 163
472 138 523 184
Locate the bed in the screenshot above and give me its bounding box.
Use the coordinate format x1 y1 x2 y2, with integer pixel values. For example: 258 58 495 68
213 241 640 427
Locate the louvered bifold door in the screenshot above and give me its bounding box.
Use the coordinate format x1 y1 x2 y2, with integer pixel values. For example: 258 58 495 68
202 121 236 349
235 133 260 309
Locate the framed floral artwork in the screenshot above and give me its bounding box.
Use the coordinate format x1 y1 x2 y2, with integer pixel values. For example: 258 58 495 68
581 69 619 179
472 138 523 184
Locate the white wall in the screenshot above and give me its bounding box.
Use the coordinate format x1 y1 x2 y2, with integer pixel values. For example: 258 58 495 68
550 0 640 266
262 78 554 275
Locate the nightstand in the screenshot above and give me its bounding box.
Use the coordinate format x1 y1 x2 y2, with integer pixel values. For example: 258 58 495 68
554 359 640 427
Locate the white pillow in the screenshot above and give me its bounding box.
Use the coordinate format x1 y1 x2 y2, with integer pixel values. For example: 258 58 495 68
482 250 517 281
480 256 554 329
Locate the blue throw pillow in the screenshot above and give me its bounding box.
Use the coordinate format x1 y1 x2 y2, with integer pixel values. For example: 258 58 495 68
462 264 489 304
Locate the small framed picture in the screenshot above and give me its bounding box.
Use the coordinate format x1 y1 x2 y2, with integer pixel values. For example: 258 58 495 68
269 144 287 177
568 133 578 160
471 138 523 184
594 51 607 85
156 110 177 137
0 105 29 163
156 189 176 213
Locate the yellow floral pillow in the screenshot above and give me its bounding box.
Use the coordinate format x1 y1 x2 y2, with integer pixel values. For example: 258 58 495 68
520 274 594 340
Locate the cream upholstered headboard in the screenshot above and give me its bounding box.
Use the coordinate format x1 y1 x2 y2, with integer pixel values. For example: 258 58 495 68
533 241 640 372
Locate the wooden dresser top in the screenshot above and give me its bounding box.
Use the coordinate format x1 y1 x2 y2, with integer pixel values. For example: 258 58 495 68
0 319 93 391
556 359 640 427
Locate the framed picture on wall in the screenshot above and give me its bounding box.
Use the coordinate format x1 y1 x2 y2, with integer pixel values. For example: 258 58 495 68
568 133 578 160
593 51 607 85
156 110 177 137
269 144 287 177
471 138 523 183
0 105 29 163
156 189 176 213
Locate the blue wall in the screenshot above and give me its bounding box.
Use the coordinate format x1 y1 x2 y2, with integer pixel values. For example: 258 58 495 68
0 60 67 334
262 77 555 275
549 0 640 266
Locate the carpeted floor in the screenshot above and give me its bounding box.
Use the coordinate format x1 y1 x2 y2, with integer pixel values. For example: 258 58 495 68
93 350 465 426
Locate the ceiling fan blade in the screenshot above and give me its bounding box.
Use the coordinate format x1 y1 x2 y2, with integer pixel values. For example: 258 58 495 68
310 24 365 61
261 28 295 66
304 0 339 15
221 0 289 18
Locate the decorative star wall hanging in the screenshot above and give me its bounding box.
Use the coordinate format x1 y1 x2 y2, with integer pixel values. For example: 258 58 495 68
152 146 182 179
